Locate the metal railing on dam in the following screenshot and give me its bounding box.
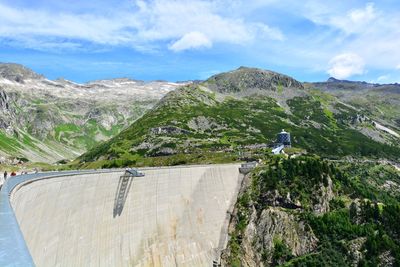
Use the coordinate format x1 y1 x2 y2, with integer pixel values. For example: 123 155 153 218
0 169 120 267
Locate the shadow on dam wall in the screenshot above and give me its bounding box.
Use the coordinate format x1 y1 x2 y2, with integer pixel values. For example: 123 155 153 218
113 175 134 217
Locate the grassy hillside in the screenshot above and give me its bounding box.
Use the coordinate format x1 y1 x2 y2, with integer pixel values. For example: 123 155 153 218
77 68 400 169
309 79 400 131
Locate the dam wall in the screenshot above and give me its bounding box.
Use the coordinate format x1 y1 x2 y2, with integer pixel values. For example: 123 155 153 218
10 164 242 267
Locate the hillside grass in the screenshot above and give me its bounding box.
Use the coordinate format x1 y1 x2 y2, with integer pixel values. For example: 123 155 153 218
77 86 400 169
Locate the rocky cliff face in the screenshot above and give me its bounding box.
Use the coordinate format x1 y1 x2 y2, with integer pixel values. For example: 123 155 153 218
0 88 17 134
221 157 337 266
232 205 319 267
222 158 400 266
0 63 185 163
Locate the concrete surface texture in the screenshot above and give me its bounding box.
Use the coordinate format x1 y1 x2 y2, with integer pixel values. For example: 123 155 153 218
10 164 242 267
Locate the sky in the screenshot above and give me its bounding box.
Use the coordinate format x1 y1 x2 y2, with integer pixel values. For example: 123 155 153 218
1 0 400 83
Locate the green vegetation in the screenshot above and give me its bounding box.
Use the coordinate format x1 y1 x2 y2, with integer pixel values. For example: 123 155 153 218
225 156 400 266
226 156 338 265
338 162 400 204
0 131 21 153
78 85 400 169
297 202 400 266
53 120 125 151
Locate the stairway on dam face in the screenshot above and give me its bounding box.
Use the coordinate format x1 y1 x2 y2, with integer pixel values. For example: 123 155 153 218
10 164 242 267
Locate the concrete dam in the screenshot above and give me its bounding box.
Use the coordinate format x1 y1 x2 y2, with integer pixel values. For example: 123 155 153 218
7 164 242 267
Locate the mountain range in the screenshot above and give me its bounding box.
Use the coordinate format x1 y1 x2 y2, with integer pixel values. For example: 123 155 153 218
1 63 399 167
0 63 185 163
76 66 400 168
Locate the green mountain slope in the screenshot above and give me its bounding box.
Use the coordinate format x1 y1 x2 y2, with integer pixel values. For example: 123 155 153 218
309 78 400 132
78 67 400 168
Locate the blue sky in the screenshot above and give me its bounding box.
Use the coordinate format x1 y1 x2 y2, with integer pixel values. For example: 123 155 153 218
1 0 400 83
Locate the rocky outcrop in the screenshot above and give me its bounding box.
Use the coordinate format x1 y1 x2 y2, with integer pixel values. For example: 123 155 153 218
222 205 318 267
0 63 43 82
347 237 367 267
148 147 177 156
378 250 395 267
0 88 10 111
260 190 302 210
313 175 334 214
243 207 318 267
0 88 15 132
380 180 400 194
260 175 334 214
187 116 227 133
150 126 191 135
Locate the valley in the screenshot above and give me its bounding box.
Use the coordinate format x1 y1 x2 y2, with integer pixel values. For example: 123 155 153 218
0 63 185 163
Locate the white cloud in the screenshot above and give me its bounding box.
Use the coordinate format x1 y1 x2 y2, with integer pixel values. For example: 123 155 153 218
0 0 282 52
304 2 377 35
169 32 212 52
396 64 400 70
252 23 285 41
327 53 365 79
290 1 400 72
340 3 377 34
348 3 376 25
0 3 138 48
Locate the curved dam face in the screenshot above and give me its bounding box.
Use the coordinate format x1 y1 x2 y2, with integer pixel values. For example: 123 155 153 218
10 164 242 267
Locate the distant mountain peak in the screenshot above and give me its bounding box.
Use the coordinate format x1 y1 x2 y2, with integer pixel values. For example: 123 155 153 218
203 67 304 94
326 76 371 85
0 63 44 82
327 77 340 82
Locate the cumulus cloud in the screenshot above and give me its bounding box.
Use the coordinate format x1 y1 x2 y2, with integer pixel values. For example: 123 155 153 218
327 53 365 79
169 32 212 52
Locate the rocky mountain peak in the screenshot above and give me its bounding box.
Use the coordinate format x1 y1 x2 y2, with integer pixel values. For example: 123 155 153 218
203 66 304 94
0 63 44 82
327 77 339 83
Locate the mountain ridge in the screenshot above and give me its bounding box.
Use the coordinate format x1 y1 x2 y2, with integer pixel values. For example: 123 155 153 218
1 63 399 165
77 67 399 169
